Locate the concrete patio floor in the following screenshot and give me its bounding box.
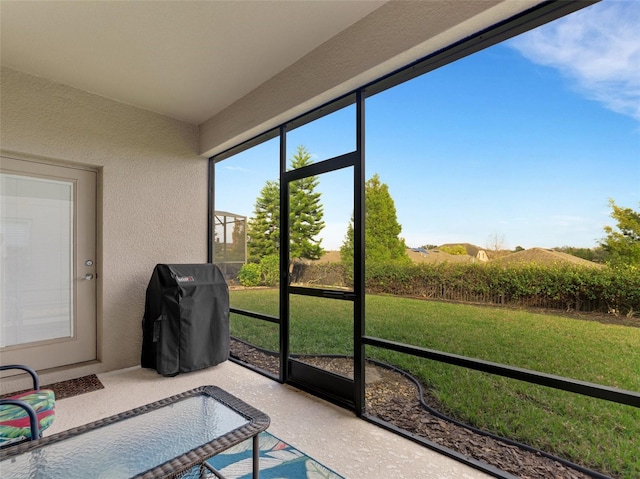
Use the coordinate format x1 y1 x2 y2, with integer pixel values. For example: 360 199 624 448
43 360 492 479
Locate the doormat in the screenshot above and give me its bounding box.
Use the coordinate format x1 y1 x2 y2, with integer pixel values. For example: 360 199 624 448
205 431 345 479
1 374 104 400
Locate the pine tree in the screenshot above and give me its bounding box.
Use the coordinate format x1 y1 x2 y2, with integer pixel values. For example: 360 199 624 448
289 146 325 260
341 173 409 273
246 146 325 261
247 180 280 262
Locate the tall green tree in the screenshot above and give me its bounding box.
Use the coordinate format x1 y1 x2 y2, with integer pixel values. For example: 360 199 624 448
289 146 325 260
246 146 325 261
341 173 409 273
247 180 280 262
600 199 640 267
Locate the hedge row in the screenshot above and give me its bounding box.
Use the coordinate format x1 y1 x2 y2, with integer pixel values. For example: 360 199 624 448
241 259 639 317
364 262 640 317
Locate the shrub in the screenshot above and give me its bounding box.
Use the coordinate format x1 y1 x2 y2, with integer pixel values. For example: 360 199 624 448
237 256 280 287
237 263 262 287
364 261 640 316
260 255 280 286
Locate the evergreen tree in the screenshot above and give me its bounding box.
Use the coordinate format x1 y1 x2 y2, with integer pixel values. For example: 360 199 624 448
246 145 325 261
289 146 325 260
247 180 280 262
341 173 409 273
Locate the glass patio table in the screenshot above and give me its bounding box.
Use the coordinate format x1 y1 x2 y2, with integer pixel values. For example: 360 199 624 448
0 385 270 479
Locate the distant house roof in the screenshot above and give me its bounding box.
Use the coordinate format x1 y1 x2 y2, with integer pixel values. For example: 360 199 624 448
494 248 602 268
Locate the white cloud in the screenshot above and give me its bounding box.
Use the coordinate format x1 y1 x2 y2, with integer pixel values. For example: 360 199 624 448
509 0 640 120
224 165 251 172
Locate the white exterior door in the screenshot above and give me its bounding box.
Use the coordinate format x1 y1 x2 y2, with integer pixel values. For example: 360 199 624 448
1 155 97 371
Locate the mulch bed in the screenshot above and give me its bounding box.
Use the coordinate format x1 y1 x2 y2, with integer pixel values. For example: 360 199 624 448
1 374 104 400
230 339 601 479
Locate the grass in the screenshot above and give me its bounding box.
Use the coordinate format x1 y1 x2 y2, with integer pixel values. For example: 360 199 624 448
229 289 640 479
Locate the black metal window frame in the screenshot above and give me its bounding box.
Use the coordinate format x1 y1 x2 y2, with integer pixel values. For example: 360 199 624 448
210 0 639 475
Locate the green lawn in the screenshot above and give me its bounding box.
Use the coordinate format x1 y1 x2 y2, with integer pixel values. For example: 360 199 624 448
230 289 640 479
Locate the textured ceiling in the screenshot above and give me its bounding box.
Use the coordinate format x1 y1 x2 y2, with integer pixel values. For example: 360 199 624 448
0 1 387 125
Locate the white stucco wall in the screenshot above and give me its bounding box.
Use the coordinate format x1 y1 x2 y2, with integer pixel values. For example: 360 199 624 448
1 67 206 387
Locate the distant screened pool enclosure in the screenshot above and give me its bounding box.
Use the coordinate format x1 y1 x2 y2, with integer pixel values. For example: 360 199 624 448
213 211 247 280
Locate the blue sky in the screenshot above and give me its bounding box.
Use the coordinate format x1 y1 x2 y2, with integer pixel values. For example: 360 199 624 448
216 0 639 252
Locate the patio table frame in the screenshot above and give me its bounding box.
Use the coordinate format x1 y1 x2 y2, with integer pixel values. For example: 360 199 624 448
0 385 270 479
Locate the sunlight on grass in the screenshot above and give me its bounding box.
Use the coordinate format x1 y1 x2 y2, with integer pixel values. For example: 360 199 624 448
230 312 279 351
364 295 640 388
290 295 353 355
229 288 640 478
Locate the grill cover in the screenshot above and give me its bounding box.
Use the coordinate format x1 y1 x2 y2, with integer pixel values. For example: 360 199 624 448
141 264 229 376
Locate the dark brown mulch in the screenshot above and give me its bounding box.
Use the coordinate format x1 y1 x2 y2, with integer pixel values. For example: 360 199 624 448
230 339 599 479
1 374 104 400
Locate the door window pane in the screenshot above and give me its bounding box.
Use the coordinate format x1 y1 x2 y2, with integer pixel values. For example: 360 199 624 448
1 173 74 347
290 295 353 360
288 167 353 292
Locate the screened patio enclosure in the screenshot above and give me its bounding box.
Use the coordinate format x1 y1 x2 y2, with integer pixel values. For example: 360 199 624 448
2 0 638 478
210 2 640 479
213 211 247 281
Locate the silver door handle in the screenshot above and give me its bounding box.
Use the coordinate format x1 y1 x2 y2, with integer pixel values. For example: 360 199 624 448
83 274 94 280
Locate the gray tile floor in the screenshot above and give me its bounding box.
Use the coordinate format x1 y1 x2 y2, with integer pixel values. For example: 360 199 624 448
46 361 491 479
